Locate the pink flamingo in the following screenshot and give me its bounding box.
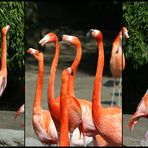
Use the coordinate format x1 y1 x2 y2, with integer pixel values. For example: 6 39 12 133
39 33 106 146
39 33 83 146
0 25 10 97
87 29 122 146
15 104 24 119
128 89 148 144
110 27 129 106
62 35 99 145
26 48 58 145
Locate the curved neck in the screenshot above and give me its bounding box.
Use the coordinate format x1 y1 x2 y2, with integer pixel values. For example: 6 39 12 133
1 32 7 70
67 44 82 96
48 40 60 110
33 57 44 113
60 74 69 146
92 39 104 109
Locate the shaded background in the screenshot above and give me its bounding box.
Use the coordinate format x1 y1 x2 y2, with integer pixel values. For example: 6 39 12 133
25 1 122 79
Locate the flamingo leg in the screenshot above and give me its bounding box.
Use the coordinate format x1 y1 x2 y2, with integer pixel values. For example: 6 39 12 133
58 132 60 146
70 132 73 146
118 77 122 107
111 79 116 106
144 130 148 141
83 134 87 146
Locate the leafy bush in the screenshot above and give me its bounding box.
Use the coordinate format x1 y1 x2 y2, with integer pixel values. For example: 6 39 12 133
123 1 148 70
0 1 24 80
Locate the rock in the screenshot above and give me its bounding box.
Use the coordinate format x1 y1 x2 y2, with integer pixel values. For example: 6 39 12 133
25 137 43 146
0 129 24 146
140 139 148 146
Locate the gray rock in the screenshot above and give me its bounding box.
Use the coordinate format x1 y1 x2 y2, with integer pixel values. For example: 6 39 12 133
0 129 24 146
140 139 148 147
25 137 43 146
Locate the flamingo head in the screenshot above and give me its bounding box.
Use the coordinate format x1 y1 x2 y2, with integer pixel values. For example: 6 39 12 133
86 29 103 40
26 48 43 60
122 27 129 39
62 35 80 46
61 67 73 82
39 32 58 47
67 67 73 76
2 25 10 35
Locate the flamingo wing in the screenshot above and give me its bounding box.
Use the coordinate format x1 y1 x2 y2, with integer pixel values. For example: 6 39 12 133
32 114 56 145
128 91 148 132
15 104 24 119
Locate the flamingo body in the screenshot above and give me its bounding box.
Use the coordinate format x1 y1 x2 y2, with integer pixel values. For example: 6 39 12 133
15 104 24 119
39 33 82 141
128 89 148 132
110 27 129 106
26 48 58 145
87 29 122 146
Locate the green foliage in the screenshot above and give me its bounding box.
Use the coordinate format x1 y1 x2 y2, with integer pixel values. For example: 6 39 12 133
0 1 24 79
123 1 148 70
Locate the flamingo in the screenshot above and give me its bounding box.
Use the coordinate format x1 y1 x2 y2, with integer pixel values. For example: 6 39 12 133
0 25 10 97
15 104 24 119
15 104 24 128
110 27 129 106
87 29 122 146
26 48 58 146
128 89 148 142
62 35 99 144
59 68 73 146
39 33 83 145
39 33 105 146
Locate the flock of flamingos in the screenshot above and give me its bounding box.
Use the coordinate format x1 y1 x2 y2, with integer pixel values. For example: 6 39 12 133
0 24 148 146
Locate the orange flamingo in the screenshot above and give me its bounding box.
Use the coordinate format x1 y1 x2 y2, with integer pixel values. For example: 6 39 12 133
62 35 99 144
39 33 82 145
59 68 73 146
15 104 24 119
63 35 110 146
39 33 104 146
0 25 10 97
15 103 24 128
128 89 148 132
110 27 129 106
26 48 58 145
87 29 122 146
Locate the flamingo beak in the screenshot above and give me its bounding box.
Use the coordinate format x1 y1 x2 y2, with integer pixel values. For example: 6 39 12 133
86 29 93 39
5 25 10 32
62 35 68 41
123 32 129 39
67 67 73 76
26 48 36 54
39 35 49 47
